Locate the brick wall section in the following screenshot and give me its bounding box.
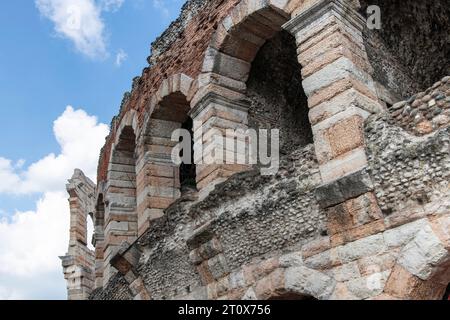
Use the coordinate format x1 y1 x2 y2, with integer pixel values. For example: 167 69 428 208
97 0 241 183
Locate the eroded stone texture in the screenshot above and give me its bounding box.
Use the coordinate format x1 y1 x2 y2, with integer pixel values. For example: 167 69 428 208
365 111 450 215
61 0 450 301
361 0 450 98
246 30 313 154
89 274 133 300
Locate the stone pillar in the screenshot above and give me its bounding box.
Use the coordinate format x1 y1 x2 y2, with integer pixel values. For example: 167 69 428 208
284 0 384 184
103 149 138 283
135 120 182 236
61 170 95 300
191 92 251 198
92 200 105 289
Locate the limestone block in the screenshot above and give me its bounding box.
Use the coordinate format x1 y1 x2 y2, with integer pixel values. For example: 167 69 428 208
330 261 361 282
279 251 304 268
285 266 336 300
337 234 386 263
345 271 390 299
301 236 331 259
383 219 428 248
207 254 230 280
357 250 399 276
242 287 257 300
304 248 341 270
397 225 449 280
315 169 374 208
302 57 374 97
319 147 368 183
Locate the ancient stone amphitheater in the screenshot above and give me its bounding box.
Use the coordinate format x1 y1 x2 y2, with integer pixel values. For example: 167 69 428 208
60 0 450 300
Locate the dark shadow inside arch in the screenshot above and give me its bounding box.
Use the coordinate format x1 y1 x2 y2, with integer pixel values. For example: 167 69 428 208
94 194 105 241
268 292 318 300
360 0 450 99
152 92 197 195
246 30 313 156
444 283 450 300
180 116 197 193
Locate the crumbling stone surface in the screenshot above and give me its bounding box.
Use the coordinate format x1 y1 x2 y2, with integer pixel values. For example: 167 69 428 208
149 0 210 65
134 198 202 300
247 30 313 154
361 0 450 96
96 0 240 182
62 0 450 301
193 145 326 270
365 111 450 215
89 274 133 300
386 76 450 135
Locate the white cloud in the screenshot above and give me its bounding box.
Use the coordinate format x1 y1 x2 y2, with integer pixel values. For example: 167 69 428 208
0 192 69 277
115 49 128 67
35 0 125 59
99 0 125 12
152 0 170 18
0 106 109 299
0 106 109 195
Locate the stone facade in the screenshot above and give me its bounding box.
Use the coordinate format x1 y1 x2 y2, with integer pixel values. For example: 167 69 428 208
61 0 450 300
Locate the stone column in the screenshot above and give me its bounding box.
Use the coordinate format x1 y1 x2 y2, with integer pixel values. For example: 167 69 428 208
191 92 251 198
135 120 181 236
103 150 138 283
283 0 387 248
61 170 95 300
284 0 384 184
92 213 105 288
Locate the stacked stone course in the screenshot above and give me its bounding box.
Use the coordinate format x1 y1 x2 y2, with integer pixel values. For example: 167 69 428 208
62 0 450 300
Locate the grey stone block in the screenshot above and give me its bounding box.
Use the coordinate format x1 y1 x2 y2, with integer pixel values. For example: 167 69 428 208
315 169 374 208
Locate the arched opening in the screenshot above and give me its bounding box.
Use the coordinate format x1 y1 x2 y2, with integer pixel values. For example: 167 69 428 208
246 30 313 155
268 292 318 300
94 194 105 241
86 213 94 250
206 5 313 164
360 0 450 100
152 91 197 194
443 283 450 300
110 125 137 221
179 116 197 193
104 125 138 281
146 91 197 214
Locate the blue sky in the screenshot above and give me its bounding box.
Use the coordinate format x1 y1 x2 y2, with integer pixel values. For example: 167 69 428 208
0 0 184 299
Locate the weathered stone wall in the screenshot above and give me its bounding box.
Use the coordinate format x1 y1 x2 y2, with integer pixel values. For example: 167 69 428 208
61 170 96 300
63 0 450 301
360 0 450 99
135 199 202 300
386 76 450 135
97 0 240 182
247 30 313 154
189 145 325 268
89 274 133 300
366 113 450 217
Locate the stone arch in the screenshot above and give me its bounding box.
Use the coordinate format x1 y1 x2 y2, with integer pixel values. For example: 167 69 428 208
383 217 450 300
61 169 96 299
113 109 139 147
137 75 196 234
147 73 194 117
249 266 335 300
268 292 318 300
190 0 315 195
104 112 139 281
196 0 292 102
